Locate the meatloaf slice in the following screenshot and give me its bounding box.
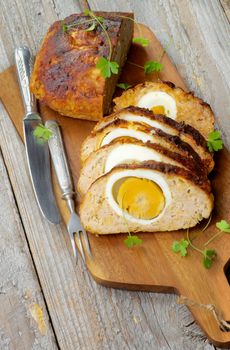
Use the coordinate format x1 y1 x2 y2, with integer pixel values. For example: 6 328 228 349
79 162 213 235
113 81 215 139
80 119 209 175
77 137 207 197
90 106 214 171
30 12 134 121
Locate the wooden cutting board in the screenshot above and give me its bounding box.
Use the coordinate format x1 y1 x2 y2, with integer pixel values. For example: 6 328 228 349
0 24 230 348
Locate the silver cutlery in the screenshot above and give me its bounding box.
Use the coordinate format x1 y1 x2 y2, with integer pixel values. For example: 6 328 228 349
46 120 92 262
14 46 61 224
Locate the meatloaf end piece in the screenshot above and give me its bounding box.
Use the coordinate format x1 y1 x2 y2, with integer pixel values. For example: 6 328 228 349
113 81 215 139
79 162 213 235
30 12 134 121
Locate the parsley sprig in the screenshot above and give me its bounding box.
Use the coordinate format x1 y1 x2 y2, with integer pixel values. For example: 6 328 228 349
207 130 223 152
116 82 132 90
124 234 142 248
172 219 230 269
172 228 217 269
132 37 150 47
33 124 53 144
127 60 164 74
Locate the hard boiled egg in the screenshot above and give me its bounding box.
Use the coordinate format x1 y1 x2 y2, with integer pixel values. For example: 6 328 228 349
137 91 177 119
105 169 172 224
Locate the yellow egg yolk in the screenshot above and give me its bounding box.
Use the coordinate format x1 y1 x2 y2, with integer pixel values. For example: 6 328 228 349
117 177 165 220
151 105 165 115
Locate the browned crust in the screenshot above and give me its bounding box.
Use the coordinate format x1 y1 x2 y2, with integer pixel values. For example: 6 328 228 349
114 106 208 149
98 137 207 178
104 161 211 194
30 12 134 120
114 80 214 125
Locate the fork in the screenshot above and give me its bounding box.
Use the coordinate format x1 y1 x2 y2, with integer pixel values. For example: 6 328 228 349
45 120 92 263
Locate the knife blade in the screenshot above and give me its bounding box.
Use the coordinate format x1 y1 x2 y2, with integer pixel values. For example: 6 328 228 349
14 46 61 224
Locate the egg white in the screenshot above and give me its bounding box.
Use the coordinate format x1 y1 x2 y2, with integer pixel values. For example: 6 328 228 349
119 112 173 134
105 144 161 173
105 169 172 225
137 91 177 120
101 128 154 146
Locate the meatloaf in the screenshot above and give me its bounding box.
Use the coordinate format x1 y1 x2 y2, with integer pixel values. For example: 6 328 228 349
79 162 213 235
30 12 134 120
113 81 215 139
77 138 207 196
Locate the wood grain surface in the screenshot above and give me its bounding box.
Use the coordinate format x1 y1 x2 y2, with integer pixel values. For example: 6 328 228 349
1 21 230 347
0 0 229 349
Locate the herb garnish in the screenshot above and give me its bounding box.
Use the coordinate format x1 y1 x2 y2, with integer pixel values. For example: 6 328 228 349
172 239 189 257
116 83 132 90
96 57 119 79
172 218 230 269
124 234 142 248
172 228 217 269
207 130 223 152
144 60 163 74
132 37 150 47
33 124 53 144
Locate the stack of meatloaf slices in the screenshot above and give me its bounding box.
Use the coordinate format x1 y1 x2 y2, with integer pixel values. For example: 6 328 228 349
78 82 215 235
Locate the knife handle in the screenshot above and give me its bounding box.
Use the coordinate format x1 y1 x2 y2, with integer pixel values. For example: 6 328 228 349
46 121 74 200
14 46 37 116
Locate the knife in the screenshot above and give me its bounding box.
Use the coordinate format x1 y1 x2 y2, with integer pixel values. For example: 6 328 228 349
14 46 61 224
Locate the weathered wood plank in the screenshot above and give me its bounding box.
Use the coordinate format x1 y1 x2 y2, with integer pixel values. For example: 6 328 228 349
220 0 230 21
0 149 57 349
0 0 229 349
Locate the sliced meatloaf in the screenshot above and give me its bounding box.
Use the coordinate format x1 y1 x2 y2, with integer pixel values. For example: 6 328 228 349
80 118 212 173
30 12 134 120
113 82 215 139
91 106 214 171
78 138 207 196
79 162 213 235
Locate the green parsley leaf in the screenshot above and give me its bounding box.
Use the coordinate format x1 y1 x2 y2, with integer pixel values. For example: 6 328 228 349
33 124 53 144
207 130 223 152
144 60 163 74
172 239 189 257
124 235 142 248
85 21 96 31
61 22 68 33
96 16 104 24
132 37 149 47
202 249 217 269
216 220 230 233
96 57 119 78
116 83 132 90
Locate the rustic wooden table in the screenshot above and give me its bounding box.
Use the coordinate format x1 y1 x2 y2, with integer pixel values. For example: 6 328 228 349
0 0 229 349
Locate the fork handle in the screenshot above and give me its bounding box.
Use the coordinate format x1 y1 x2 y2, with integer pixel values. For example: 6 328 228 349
46 121 74 203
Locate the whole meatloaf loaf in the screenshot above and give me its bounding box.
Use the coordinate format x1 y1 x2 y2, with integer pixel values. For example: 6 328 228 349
30 12 134 120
